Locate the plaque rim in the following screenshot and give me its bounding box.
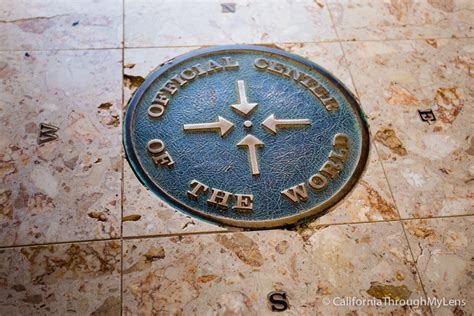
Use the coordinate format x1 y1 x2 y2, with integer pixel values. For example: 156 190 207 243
123 44 370 229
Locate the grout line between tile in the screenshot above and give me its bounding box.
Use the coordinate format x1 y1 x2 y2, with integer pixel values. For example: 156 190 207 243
373 141 433 313
121 213 474 239
121 35 474 49
325 2 432 310
0 47 122 53
399 213 474 221
0 237 120 250
1 36 473 53
120 0 126 314
0 214 470 250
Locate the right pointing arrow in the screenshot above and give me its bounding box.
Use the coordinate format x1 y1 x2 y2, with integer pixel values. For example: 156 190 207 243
261 114 311 134
183 116 235 137
237 134 264 176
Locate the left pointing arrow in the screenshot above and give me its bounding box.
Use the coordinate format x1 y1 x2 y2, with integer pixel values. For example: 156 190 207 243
261 114 311 135
183 116 235 137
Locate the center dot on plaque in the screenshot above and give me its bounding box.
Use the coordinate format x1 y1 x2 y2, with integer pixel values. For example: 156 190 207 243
243 120 253 128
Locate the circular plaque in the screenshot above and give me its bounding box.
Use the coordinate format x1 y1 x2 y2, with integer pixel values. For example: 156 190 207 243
123 45 369 228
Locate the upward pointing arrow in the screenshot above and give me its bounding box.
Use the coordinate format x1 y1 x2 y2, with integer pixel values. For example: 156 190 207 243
230 80 258 116
183 116 234 137
261 114 311 134
237 134 264 175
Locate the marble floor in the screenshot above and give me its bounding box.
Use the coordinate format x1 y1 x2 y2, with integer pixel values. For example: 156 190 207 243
0 0 472 315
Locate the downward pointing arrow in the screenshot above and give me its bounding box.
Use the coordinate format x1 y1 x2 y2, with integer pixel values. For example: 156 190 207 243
261 114 311 134
183 116 234 137
230 80 258 116
237 134 264 175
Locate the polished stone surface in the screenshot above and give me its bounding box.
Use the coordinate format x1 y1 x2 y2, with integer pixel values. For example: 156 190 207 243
0 0 122 50
123 222 426 315
124 0 337 47
0 50 122 246
328 0 474 41
0 240 121 315
404 217 473 315
344 39 474 219
0 0 472 314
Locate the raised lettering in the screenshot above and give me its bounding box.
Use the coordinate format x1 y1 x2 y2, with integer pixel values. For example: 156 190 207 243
328 150 347 163
207 188 233 209
281 183 308 203
152 93 169 107
147 139 165 154
147 139 174 168
148 104 165 118
181 68 197 80
320 160 342 180
207 60 224 73
233 194 253 212
309 173 328 192
192 64 207 76
309 83 330 99
322 97 339 111
297 73 317 88
160 80 179 95
170 74 187 87
333 133 349 148
222 56 239 70
283 68 302 81
254 58 269 69
267 61 285 74
152 152 174 167
187 180 209 199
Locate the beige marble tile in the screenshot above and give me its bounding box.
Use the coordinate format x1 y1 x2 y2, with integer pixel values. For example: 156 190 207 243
123 222 427 314
403 217 473 315
0 0 122 50
328 0 474 41
124 0 337 48
0 50 122 246
274 42 356 93
123 161 226 237
122 43 393 235
310 142 400 226
0 240 121 315
343 38 474 219
124 46 201 104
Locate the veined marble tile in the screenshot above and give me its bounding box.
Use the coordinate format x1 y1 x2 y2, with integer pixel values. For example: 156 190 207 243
403 217 473 315
328 0 474 41
0 240 121 315
124 0 337 48
123 43 396 235
0 0 122 50
0 50 122 246
123 222 427 314
343 38 474 219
